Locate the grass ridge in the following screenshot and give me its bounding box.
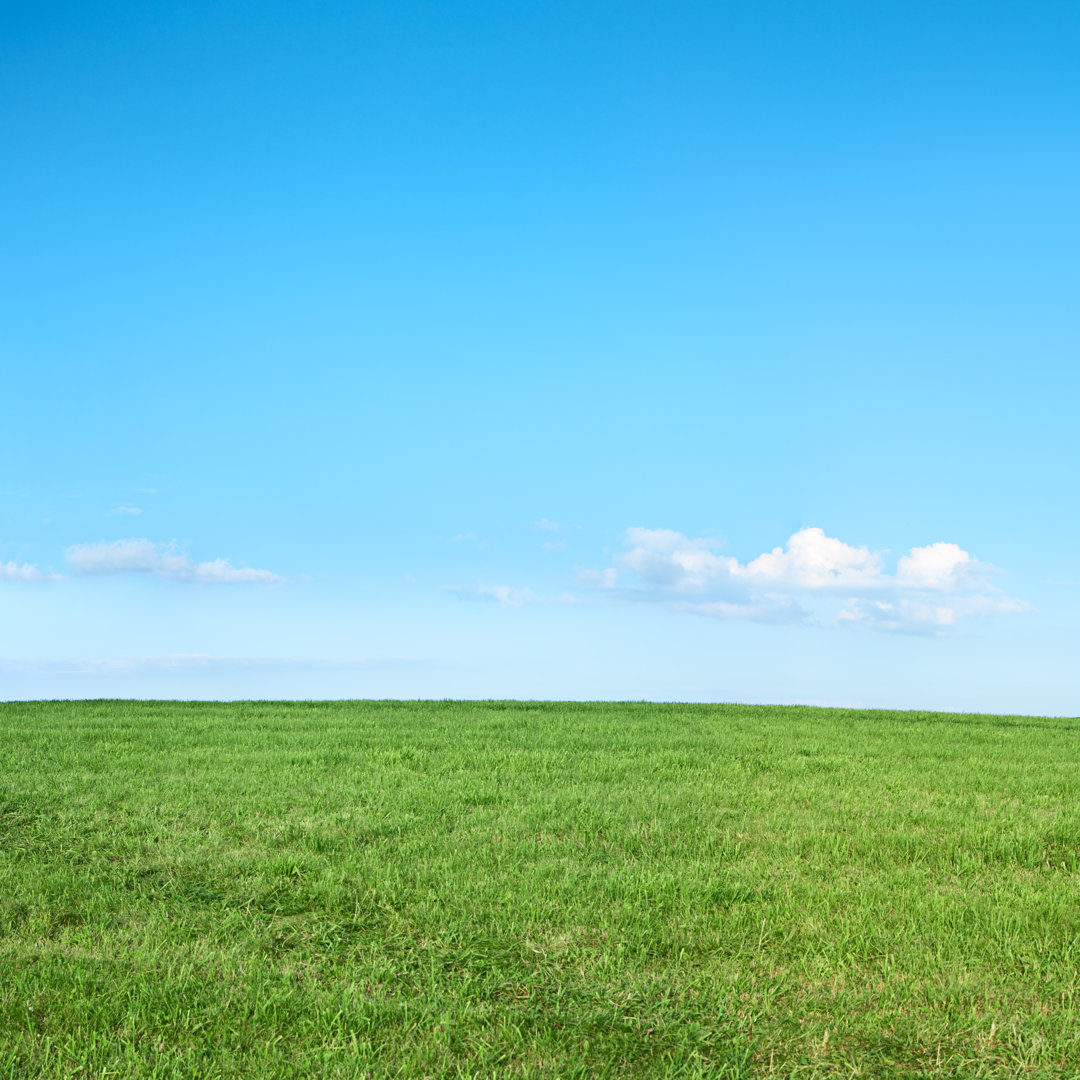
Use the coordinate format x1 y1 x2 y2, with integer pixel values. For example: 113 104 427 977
1 700 1077 1077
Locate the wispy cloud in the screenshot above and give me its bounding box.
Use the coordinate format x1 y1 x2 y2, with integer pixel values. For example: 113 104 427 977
577 566 618 589
579 526 1028 634
534 518 564 532
837 593 1029 633
450 532 488 548
66 539 283 583
445 583 582 607
0 561 62 582
445 583 538 606
0 654 423 675
108 505 143 516
0 655 430 700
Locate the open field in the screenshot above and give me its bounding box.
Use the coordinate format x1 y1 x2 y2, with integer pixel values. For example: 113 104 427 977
1 700 1078 1078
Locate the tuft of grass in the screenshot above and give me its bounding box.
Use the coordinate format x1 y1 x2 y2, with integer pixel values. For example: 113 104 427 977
1 699 1078 1077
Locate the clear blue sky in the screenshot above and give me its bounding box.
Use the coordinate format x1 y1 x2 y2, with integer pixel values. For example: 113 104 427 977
3 1 1077 711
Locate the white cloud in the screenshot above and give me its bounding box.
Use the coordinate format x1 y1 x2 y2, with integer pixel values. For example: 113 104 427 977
543 540 566 552
535 518 563 532
896 541 990 589
66 539 282 583
108 506 143 516
582 526 1027 633
742 528 882 589
609 526 883 593
0 561 62 582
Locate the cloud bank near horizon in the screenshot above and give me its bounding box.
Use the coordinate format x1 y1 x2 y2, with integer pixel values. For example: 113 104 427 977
2 525 1029 635
579 526 1028 633
65 539 283 584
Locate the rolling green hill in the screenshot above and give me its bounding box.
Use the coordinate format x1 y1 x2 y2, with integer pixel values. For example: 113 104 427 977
2 700 1077 1077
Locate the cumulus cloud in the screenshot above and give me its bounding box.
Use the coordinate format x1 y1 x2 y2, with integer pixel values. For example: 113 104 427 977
611 526 884 593
66 539 283 583
742 528 882 589
0 561 62 582
896 541 991 589
580 526 1027 633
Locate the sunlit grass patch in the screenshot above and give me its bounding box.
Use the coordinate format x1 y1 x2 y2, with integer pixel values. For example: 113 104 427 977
1 699 1078 1077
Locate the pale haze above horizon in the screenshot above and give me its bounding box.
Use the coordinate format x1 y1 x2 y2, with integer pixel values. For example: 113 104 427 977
3 1 1078 713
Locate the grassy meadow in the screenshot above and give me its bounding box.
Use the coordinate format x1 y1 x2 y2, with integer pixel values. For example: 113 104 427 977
1 699 1078 1078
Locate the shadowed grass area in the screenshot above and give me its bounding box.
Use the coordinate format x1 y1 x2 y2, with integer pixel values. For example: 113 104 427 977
1 699 1078 1077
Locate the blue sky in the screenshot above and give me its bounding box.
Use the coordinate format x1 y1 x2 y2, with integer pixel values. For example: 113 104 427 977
3 1 1078 711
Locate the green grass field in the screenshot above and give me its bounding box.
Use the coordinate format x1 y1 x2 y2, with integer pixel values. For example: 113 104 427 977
1 700 1077 1078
